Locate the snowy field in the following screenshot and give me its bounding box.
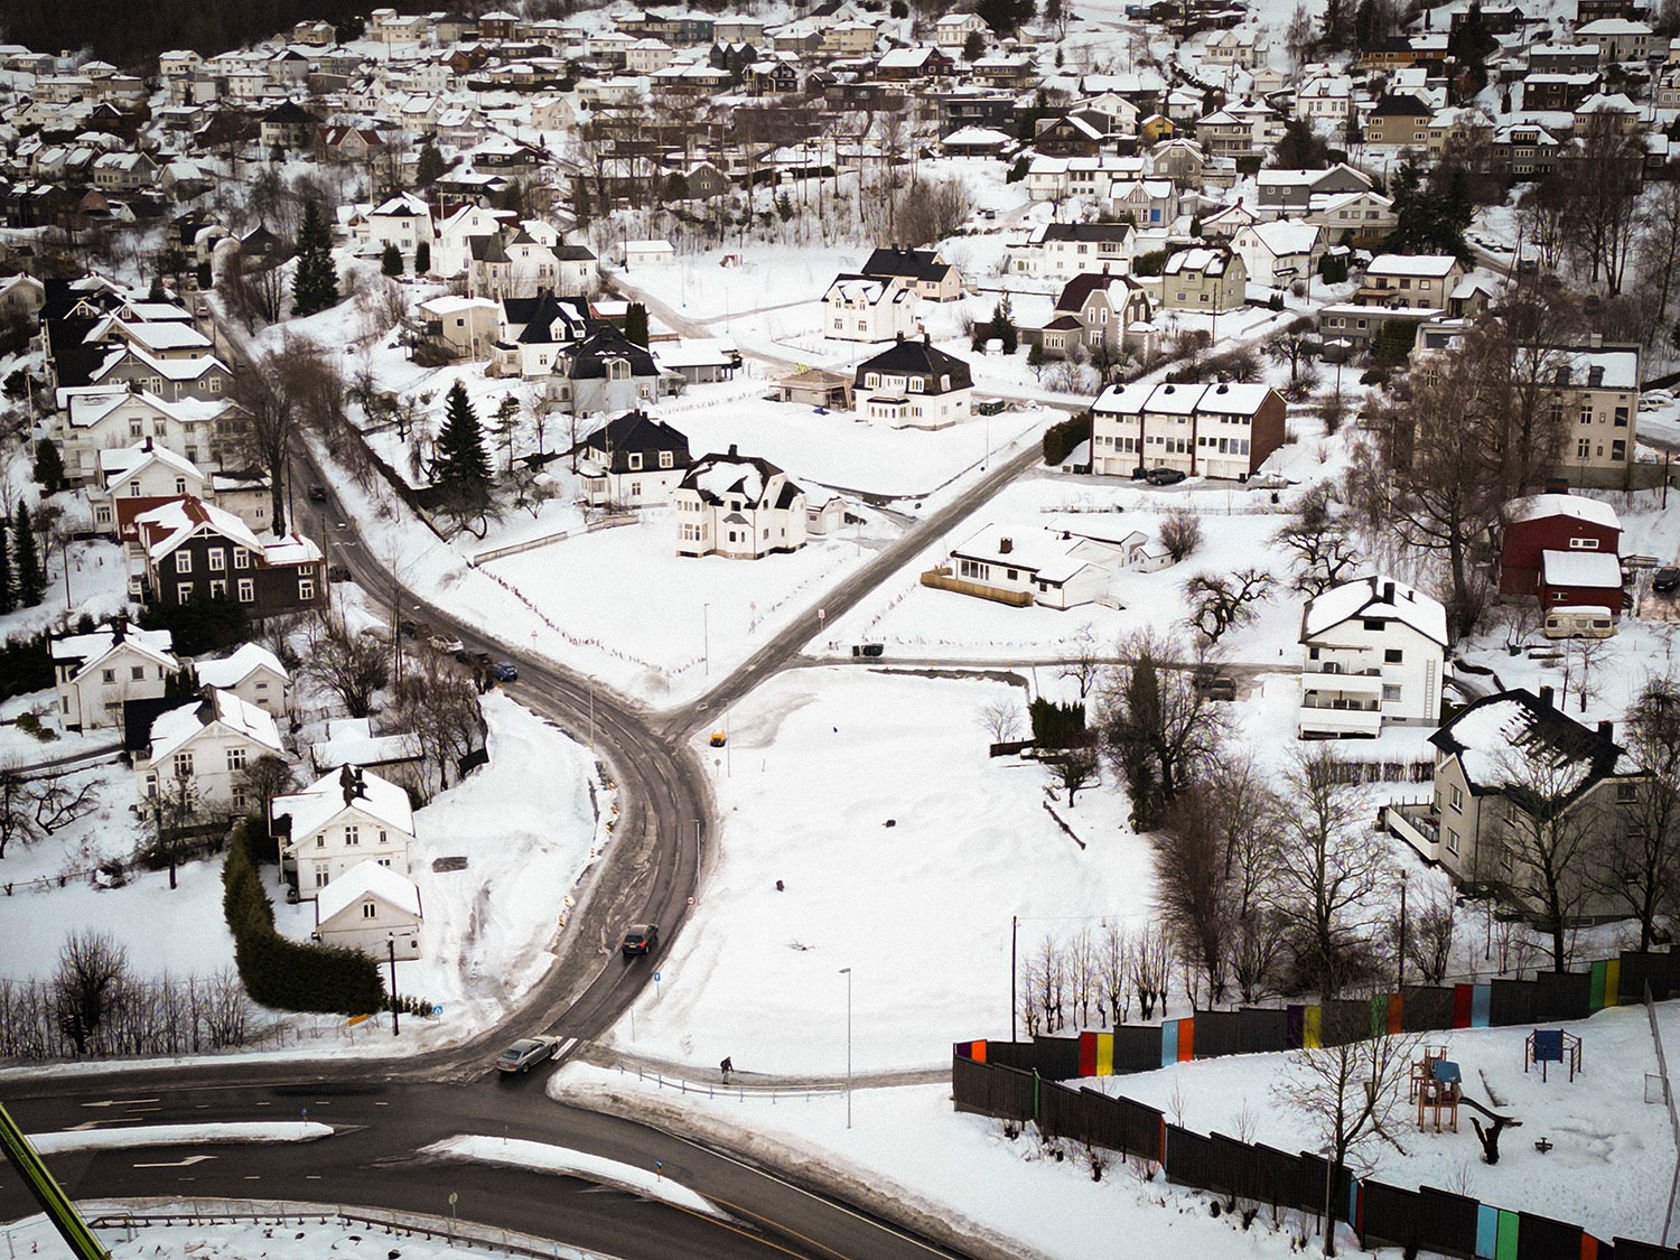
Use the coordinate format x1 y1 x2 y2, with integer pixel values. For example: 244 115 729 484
601 667 1148 1074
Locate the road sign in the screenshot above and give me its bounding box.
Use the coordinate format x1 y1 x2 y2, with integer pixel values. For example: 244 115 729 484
347 1013 371 1026
431 1004 444 1016
687 895 695 906
653 971 662 982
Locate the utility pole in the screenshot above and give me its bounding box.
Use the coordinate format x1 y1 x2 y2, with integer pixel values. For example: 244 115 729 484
387 933 400 1036
1010 914 1018 1042
1397 870 1408 994
839 967 853 1130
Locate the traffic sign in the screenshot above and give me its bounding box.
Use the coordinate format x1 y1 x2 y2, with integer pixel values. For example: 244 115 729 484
653 971 662 982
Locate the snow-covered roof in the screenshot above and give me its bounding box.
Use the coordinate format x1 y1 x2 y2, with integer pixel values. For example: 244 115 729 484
195 642 289 690
135 497 262 560
1507 494 1620 530
98 442 202 485
312 727 424 771
1365 253 1458 278
1539 549 1623 589
316 858 422 922
1237 219 1320 256
147 690 284 764
1301 573 1448 646
271 766 414 841
50 623 176 672
1434 688 1640 797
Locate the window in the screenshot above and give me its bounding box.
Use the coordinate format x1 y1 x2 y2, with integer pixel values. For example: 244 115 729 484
362 900 378 919
226 746 246 772
346 825 359 846
131 665 145 681
176 551 192 573
233 549 249 569
177 582 195 603
1612 440 1626 461
208 548 225 571
1617 781 1638 803
314 863 330 888
173 751 194 779
1577 437 1592 459
210 578 226 599
298 578 316 602
102 668 117 683
628 452 643 470
659 450 673 469
1382 684 1401 702
1362 618 1383 631
1384 648 1403 663
1446 827 1459 856
1450 783 1464 811
237 578 255 603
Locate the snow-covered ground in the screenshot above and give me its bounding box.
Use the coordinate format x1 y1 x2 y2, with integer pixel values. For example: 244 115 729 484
29 1122 331 1154
603 667 1146 1074
421 1134 722 1217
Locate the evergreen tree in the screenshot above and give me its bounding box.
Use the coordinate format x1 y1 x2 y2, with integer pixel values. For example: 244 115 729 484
33 439 64 494
0 516 12 615
13 502 44 608
430 383 493 530
414 240 431 273
491 395 523 471
624 302 650 348
988 297 1018 354
381 242 403 276
415 140 445 187
291 200 339 317
963 30 986 60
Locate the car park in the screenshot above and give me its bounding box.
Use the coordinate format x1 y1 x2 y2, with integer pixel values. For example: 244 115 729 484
495 1036 561 1073
622 924 659 958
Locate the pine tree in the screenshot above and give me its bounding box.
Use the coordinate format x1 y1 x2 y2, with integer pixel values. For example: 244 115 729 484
13 502 44 608
0 516 12 615
381 242 403 276
33 439 64 494
431 383 493 530
491 395 523 471
292 200 339 317
624 302 650 348
414 241 431 273
416 141 445 187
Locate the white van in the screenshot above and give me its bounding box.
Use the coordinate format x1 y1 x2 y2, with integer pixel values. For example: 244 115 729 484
1543 606 1616 640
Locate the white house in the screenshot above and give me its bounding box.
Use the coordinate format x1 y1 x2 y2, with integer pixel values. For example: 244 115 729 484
312 858 423 956
54 387 238 485
625 239 676 268
934 12 989 48
50 621 178 731
272 764 417 893
1298 574 1447 738
365 192 435 257
1011 221 1136 278
853 334 975 430
136 688 287 816
822 273 919 342
936 525 1118 611
674 445 808 559
1090 379 1286 480
1229 219 1322 288
195 643 292 718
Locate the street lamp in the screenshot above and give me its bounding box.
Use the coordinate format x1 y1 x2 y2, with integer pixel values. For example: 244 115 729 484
1397 870 1409 994
839 967 853 1130
387 932 400 1037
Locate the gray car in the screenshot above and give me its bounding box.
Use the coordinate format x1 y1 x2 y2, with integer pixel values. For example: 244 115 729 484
495 1036 560 1073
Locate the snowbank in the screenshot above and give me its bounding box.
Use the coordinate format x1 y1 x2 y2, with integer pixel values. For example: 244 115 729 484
421 1134 721 1217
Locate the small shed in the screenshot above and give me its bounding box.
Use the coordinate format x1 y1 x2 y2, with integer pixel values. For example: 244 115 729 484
775 367 855 410
1538 548 1625 614
313 859 423 956
625 239 675 268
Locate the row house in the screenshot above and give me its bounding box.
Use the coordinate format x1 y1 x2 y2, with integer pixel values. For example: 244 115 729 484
674 445 808 559
1356 33 1448 71
50 620 179 731
1574 17 1655 62
854 335 974 430
133 497 326 620
1527 42 1601 73
1297 574 1447 738
136 687 287 818
1024 154 1151 204
1090 379 1286 481
54 386 241 484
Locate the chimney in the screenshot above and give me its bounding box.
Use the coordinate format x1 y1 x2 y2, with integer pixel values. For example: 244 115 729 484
727 442 739 457
1382 579 1395 603
143 435 153 452
1597 720 1614 741
895 331 905 342
110 614 126 643
1539 685 1555 708
923 331 931 345
999 536 1013 554
353 767 368 800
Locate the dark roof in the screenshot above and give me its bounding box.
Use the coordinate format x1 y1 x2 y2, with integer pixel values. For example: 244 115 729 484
570 410 692 468
1430 687 1641 809
679 446 800 508
565 325 661 380
503 290 592 345
1040 222 1134 244
263 100 315 123
123 695 178 753
553 244 597 261
861 247 953 283
854 335 974 392
470 233 510 264
1371 92 1432 116
1054 272 1143 313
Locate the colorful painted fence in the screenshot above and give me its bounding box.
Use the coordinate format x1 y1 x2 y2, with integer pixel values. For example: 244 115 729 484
952 950 1678 1259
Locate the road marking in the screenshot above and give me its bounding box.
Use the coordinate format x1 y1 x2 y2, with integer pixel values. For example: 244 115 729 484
80 1099 159 1109
555 1037 579 1061
134 1156 215 1169
305 1175 322 1180
243 1175 261 1181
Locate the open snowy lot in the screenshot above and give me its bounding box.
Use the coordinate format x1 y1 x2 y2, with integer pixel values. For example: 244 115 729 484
601 667 1147 1074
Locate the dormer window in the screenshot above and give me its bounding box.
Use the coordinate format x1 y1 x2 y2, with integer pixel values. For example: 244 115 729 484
628 451 643 470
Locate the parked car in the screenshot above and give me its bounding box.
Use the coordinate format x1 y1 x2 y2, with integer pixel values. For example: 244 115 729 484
307 484 328 502
622 924 659 958
1194 673 1238 701
495 1035 560 1074
327 564 351 582
428 632 465 654
1655 567 1680 594
398 617 419 638
492 661 519 682
1145 467 1187 486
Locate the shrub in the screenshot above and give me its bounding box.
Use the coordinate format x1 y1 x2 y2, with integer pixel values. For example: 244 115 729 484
1029 697 1087 749
1042 412 1092 466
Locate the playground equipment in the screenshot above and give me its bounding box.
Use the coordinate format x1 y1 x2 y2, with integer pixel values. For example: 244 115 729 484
1416 1056 1462 1133
1525 1028 1583 1082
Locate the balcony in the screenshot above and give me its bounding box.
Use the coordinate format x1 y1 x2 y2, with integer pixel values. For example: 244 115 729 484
1297 703 1382 737
1382 802 1442 863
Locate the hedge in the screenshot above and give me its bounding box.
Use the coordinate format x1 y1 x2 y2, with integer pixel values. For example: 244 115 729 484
222 824 385 1015
1043 412 1092 466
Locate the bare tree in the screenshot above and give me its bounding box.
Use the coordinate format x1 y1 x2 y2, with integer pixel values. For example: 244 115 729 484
1051 746 1098 807
391 654 485 797
1158 508 1202 563
1597 679 1680 949
1274 485 1363 596
1157 784 1233 1005
0 760 43 859
303 613 390 718
1098 922 1130 1026
1490 742 1602 973
892 176 974 247
980 696 1023 744
1405 884 1457 984
1099 631 1227 830
232 352 303 535
1274 1020 1423 1255
1060 624 1103 701
1068 928 1096 1029
52 930 134 1056
1129 924 1172 1020
238 755 296 823
1268 746 1387 997
1185 569 1274 647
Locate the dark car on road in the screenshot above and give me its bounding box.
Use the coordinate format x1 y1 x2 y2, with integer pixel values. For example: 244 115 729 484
1655 567 1680 594
307 484 328 502
622 924 659 958
492 661 519 682
1145 467 1187 486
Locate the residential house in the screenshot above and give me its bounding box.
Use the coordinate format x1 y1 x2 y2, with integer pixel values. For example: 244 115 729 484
1010 222 1136 279
1032 274 1155 363
860 247 963 303
1499 493 1623 601
568 410 693 507
136 687 287 817
366 192 435 259
1255 166 1374 219
1195 101 1284 158
552 324 671 412
1297 574 1447 738
54 387 240 484
625 239 675 268
1574 17 1654 62
1090 379 1287 480
486 289 593 379
50 620 179 731
673 444 808 559
1385 686 1644 915
1523 71 1601 111
1160 246 1248 313
822 273 919 342
1203 27 1269 69
775 367 854 410
272 765 417 892
419 295 501 361
854 334 975 429
311 859 423 955
1305 189 1398 245
1230 219 1322 288
259 100 317 152
310 717 426 796
934 12 990 48
133 497 326 620
1295 73 1354 124
195 642 293 718
85 344 233 405
931 526 1118 611
1356 254 1465 310
1365 93 1435 147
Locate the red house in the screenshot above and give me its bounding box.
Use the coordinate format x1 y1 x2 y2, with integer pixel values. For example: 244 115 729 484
1499 493 1621 601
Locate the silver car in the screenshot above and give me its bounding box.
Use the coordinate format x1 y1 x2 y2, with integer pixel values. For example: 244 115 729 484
495 1036 560 1073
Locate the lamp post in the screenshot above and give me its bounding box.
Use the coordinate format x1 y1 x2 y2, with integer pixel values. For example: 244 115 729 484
1397 870 1409 994
703 602 710 676
387 932 400 1037
839 967 852 1130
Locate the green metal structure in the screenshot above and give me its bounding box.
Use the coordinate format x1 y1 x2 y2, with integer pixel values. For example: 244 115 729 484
0 1099 112 1258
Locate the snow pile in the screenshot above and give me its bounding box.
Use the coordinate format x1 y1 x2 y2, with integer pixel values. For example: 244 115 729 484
421 1134 722 1217
28 1121 332 1154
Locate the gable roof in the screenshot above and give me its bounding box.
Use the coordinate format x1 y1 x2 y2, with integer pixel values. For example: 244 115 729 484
271 765 414 841
1506 493 1620 531
572 409 690 459
854 335 974 390
50 622 176 675
195 642 289 691
1431 687 1640 804
680 447 799 508
147 689 284 764
861 247 953 283
1301 573 1448 645
316 858 422 922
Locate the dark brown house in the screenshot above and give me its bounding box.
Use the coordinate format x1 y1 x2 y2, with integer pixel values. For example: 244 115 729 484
134 496 325 620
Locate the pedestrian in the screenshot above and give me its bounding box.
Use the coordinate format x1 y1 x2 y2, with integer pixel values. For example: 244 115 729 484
720 1056 733 1082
